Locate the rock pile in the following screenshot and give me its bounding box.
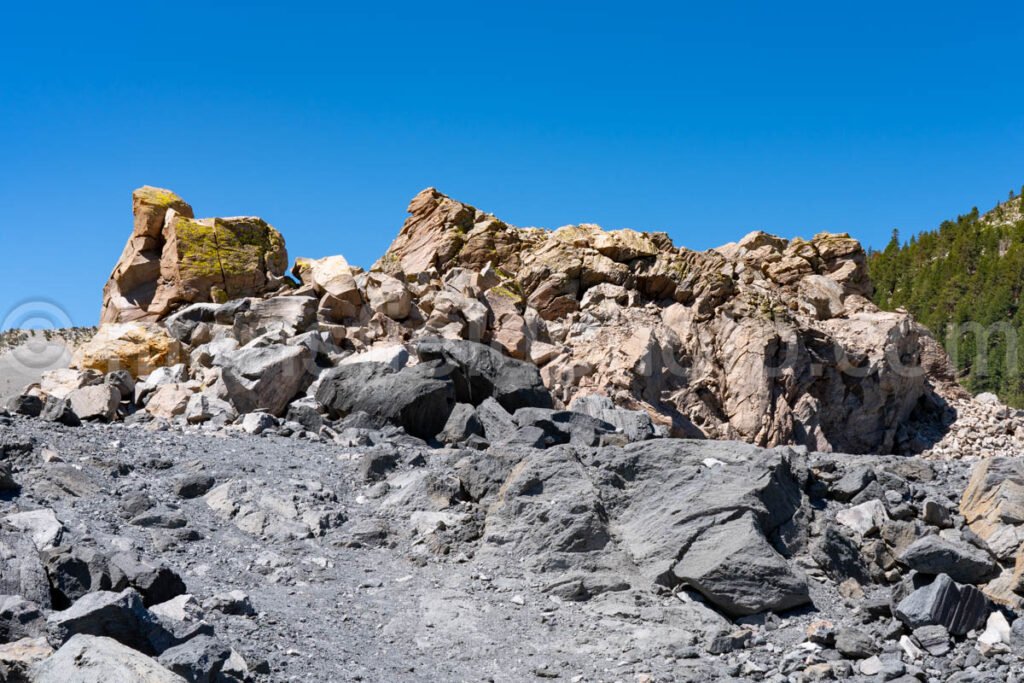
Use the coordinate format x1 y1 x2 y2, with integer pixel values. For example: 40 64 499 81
922 393 1024 460
16 186 963 456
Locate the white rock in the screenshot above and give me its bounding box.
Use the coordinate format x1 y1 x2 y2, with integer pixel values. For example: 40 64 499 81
836 499 889 536
977 610 1011 655
3 509 64 550
898 634 924 660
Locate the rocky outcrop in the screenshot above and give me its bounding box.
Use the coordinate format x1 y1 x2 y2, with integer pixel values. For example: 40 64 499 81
364 188 951 453
31 186 959 456
101 187 288 324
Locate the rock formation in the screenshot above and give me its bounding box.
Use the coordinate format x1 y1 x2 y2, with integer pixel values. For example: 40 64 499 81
67 185 962 454
101 187 288 324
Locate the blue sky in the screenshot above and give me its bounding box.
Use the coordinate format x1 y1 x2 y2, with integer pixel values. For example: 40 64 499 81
2 1 1023 328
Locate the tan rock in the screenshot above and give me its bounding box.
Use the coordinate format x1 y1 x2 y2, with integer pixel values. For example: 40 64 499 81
961 457 1024 561
145 383 194 419
71 322 182 378
366 272 412 321
101 187 288 323
39 368 102 400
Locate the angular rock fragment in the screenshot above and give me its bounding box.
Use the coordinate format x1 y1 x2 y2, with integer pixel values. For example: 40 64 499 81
46 588 174 655
898 534 998 584
672 511 810 617
894 573 990 636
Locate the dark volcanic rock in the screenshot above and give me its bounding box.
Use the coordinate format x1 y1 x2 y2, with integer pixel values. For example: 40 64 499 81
898 535 998 584
315 362 455 439
415 338 553 412
46 588 175 655
894 573 990 636
673 511 810 617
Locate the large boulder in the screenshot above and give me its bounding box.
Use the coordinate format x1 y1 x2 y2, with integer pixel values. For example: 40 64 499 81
101 186 288 323
214 345 311 416
894 574 990 636
314 362 455 439
31 634 185 682
66 385 119 422
71 323 182 378
415 338 552 412
46 588 174 655
672 511 810 616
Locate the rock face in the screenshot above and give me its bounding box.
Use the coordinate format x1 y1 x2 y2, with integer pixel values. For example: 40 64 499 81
365 188 950 454
101 186 288 324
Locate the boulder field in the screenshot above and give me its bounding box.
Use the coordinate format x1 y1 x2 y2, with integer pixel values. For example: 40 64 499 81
2 186 1024 680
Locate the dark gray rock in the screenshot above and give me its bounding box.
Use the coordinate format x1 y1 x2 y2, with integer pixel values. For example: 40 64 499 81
569 394 655 442
898 535 998 584
42 546 115 607
830 465 875 502
476 397 517 442
912 623 950 656
673 511 810 617
0 595 45 641
104 371 135 404
497 425 551 449
6 394 42 417
436 403 484 444
811 526 872 584
835 627 875 659
284 397 324 433
174 474 215 499
46 588 175 655
894 573 990 636
415 338 553 412
921 499 953 529
315 362 455 439
108 553 187 607
157 634 231 683
40 396 80 426
165 303 220 343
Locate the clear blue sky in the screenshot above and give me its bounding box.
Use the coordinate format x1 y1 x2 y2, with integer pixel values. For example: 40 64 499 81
2 1 1022 329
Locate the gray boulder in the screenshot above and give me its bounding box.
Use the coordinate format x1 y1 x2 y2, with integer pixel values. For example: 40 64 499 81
6 394 42 418
214 344 311 416
568 394 655 442
436 403 484 444
0 596 45 642
415 338 552 412
476 397 517 443
898 535 998 584
894 573 990 636
164 303 220 344
672 511 810 617
0 531 54 609
315 362 454 440
40 396 80 426
31 634 185 682
46 588 174 655
157 634 231 683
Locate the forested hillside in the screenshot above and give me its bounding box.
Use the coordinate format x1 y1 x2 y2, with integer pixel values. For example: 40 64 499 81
868 190 1024 404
